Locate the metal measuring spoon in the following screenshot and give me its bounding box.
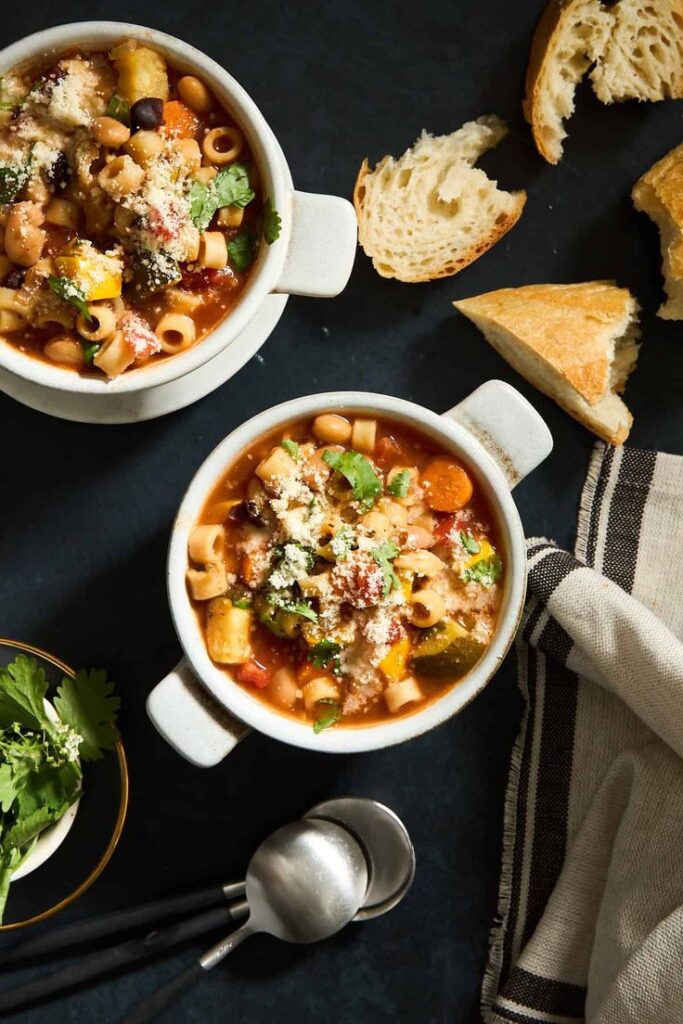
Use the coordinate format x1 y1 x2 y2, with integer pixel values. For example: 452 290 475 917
305 797 415 920
122 818 368 1024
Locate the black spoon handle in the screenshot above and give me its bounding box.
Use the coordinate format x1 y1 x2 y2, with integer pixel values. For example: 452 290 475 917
0 881 245 967
0 900 249 1014
119 962 206 1024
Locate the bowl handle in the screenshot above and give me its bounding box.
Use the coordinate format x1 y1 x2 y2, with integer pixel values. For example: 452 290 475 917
147 658 250 767
442 380 553 490
274 190 357 298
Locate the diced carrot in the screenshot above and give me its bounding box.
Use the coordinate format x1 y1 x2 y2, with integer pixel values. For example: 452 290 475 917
236 659 270 689
296 662 319 686
163 100 201 139
420 458 474 513
240 551 266 588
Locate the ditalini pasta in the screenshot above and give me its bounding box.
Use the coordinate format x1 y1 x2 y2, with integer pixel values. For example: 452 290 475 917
187 413 505 733
0 40 281 377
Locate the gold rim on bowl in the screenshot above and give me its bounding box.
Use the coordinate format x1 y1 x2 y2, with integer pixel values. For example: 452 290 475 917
0 638 129 932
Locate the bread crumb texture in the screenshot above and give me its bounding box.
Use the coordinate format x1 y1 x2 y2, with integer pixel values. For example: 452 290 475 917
525 0 683 163
353 116 526 283
454 282 641 445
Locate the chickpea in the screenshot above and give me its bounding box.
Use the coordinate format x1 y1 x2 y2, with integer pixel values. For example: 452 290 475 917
312 414 352 445
43 335 84 367
125 130 164 166
410 589 446 628
5 202 45 267
405 525 435 549
91 115 131 148
177 75 213 113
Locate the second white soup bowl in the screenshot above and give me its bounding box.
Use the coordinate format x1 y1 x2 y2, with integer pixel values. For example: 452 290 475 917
148 381 553 764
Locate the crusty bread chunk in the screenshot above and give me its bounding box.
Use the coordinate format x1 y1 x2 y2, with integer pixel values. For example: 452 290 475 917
633 142 683 319
454 282 641 444
353 116 526 283
591 0 683 104
524 0 610 164
525 0 683 164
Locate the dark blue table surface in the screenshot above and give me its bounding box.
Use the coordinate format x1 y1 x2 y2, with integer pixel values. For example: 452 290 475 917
1 2 682 1021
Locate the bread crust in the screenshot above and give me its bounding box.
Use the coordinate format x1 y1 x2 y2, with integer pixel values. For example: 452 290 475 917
524 0 587 164
454 282 639 445
633 142 683 279
353 156 526 284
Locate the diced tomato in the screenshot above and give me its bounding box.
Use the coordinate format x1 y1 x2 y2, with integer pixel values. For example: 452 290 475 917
434 515 459 546
333 552 384 609
236 659 270 689
119 311 162 360
180 266 237 291
148 206 180 245
374 435 406 471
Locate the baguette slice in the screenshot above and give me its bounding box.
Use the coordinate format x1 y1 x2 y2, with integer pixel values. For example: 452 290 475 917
454 282 641 444
591 0 683 104
632 142 683 319
524 0 610 164
525 0 683 164
353 116 526 283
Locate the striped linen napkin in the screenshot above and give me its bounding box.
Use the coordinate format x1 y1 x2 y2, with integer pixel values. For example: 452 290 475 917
482 443 683 1024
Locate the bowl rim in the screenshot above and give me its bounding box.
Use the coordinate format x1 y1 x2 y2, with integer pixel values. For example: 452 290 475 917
0 20 293 395
167 390 527 753
0 638 129 932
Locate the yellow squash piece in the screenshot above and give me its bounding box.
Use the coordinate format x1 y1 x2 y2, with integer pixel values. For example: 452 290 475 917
55 249 122 301
110 42 169 104
463 538 495 572
380 636 411 682
206 598 252 665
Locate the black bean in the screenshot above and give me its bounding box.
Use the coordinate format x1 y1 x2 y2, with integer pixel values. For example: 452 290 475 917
130 98 164 132
47 152 70 189
4 268 26 289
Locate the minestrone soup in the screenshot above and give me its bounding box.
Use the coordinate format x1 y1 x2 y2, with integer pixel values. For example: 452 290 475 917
187 413 505 732
0 40 279 377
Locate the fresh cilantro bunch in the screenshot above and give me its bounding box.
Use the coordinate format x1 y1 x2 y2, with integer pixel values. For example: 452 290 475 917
0 656 120 922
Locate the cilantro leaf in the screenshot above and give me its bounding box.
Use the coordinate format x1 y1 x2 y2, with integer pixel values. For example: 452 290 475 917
106 95 130 126
228 230 256 272
459 530 481 555
281 439 300 462
48 276 93 323
54 668 120 762
265 590 319 624
331 524 355 560
387 469 411 498
263 198 281 243
313 700 340 734
462 555 503 588
189 164 255 233
308 640 342 673
322 450 382 510
0 164 29 204
371 540 400 598
81 341 100 365
0 657 51 733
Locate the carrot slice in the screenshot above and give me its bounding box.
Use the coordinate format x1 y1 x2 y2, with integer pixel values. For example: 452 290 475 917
163 100 201 139
420 457 473 512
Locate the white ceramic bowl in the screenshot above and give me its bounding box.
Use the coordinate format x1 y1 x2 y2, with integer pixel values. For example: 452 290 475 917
0 22 357 422
147 382 553 765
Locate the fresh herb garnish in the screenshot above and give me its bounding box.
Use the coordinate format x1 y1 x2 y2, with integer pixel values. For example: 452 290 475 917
266 590 319 623
459 530 481 555
331 524 355 560
262 198 281 243
0 164 29 204
387 469 411 498
308 640 343 673
462 555 503 588
281 439 300 462
189 163 255 233
371 540 400 598
81 341 100 365
227 230 256 272
0 101 14 111
0 656 120 921
322 450 382 511
48 276 93 323
106 95 130 126
313 699 340 734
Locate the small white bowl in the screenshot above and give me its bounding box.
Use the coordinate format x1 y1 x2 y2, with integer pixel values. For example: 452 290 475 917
11 701 80 882
0 22 357 423
148 381 553 765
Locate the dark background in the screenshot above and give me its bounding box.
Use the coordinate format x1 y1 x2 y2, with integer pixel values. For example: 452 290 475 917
1 1 682 1021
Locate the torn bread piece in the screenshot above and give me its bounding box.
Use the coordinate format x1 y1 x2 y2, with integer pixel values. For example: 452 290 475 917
525 0 683 164
353 116 526 283
454 282 641 444
632 142 683 319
